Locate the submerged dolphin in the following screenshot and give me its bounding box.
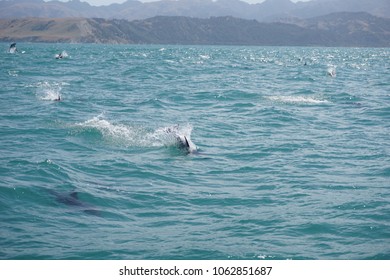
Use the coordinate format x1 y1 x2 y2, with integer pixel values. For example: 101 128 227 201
50 190 100 216
55 191 83 206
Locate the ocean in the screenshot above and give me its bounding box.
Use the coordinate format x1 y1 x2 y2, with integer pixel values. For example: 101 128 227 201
0 43 389 260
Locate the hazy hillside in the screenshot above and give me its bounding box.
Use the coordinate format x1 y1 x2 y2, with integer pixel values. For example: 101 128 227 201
1 12 389 47
0 0 389 21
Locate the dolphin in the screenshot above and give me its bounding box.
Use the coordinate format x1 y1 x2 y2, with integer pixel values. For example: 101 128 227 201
327 67 336 77
55 191 83 206
163 125 198 154
9 43 18 53
176 134 198 154
55 51 67 59
49 190 100 216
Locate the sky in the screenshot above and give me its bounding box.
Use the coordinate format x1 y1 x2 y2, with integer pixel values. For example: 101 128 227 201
68 0 313 7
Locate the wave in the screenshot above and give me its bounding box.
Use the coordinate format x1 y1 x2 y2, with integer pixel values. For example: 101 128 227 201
74 115 194 148
8 70 19 77
267 95 330 104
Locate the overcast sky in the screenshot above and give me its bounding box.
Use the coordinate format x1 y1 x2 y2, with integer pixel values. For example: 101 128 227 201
71 0 313 7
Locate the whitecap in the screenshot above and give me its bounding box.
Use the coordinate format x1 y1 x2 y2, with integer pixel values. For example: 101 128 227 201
268 95 330 104
8 70 18 77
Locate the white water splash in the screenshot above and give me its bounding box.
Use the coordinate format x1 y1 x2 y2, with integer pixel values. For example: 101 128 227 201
327 66 336 77
268 95 330 104
152 124 195 148
55 51 69 59
36 81 62 101
75 115 195 149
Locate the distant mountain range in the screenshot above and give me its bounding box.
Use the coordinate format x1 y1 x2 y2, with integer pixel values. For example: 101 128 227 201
0 0 389 21
1 12 389 47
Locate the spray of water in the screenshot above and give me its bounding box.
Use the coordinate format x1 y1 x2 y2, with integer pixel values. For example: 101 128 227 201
74 115 194 149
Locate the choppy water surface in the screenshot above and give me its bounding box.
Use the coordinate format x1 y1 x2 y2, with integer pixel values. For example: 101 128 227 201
0 44 389 259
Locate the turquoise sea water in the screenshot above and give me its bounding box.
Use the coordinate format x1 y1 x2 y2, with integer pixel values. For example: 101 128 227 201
0 43 389 260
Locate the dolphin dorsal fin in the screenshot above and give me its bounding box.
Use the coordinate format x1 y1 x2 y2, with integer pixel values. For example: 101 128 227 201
70 192 79 199
184 136 190 148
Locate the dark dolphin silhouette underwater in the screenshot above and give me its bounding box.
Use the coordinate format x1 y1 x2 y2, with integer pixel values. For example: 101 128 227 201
49 190 101 216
